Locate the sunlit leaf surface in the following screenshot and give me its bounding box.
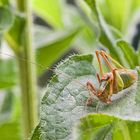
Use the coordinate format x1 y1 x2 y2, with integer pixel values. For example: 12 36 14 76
74 114 140 140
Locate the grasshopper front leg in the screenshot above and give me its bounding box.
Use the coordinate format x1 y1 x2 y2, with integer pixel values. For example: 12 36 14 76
106 69 124 102
107 70 124 102
97 72 114 103
86 81 96 106
96 50 124 102
98 50 125 94
96 50 124 72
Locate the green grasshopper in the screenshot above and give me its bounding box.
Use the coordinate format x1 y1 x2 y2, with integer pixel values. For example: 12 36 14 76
86 50 137 105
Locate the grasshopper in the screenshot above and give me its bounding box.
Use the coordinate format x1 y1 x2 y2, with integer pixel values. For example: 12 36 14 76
86 50 137 105
0 50 137 105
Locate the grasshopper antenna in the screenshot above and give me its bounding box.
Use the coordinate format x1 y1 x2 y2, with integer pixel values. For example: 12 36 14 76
0 51 87 89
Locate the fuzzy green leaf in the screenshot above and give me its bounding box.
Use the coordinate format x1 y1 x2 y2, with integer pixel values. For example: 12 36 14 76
31 54 140 140
31 54 97 140
31 123 41 140
74 114 140 140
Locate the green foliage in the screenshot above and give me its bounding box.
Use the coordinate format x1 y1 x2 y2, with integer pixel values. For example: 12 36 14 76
0 59 18 89
0 121 21 140
0 91 21 140
6 15 25 52
82 0 124 64
98 0 140 32
31 54 96 140
0 0 140 140
31 123 41 140
0 7 13 33
0 0 9 6
36 28 80 74
117 40 140 68
32 0 63 28
82 0 140 68
31 54 140 140
74 114 140 140
0 91 13 121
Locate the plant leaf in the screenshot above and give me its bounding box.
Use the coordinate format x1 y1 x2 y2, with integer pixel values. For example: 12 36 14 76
98 0 132 32
117 40 139 68
32 0 63 28
5 15 25 52
74 114 140 140
31 123 41 140
0 91 13 122
83 0 123 63
0 90 21 140
31 55 140 140
0 6 13 32
31 54 97 140
0 59 18 89
0 0 9 6
36 28 80 74
0 121 21 140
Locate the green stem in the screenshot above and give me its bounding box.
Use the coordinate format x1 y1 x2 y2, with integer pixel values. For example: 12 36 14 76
16 0 38 139
16 0 25 12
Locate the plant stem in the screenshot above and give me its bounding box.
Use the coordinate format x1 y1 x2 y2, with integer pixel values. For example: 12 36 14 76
16 0 25 12
16 0 38 139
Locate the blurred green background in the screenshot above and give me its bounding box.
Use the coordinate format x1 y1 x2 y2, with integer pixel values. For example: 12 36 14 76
0 0 140 139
